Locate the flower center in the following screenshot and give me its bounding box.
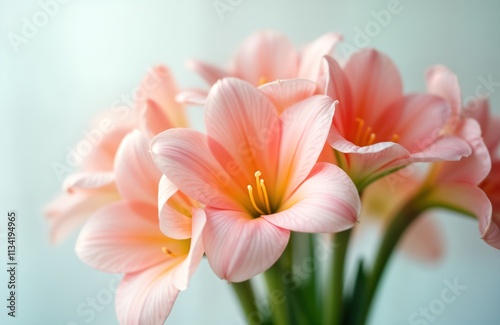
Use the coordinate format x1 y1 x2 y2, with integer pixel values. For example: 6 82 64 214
247 171 272 215
352 118 399 147
162 247 177 257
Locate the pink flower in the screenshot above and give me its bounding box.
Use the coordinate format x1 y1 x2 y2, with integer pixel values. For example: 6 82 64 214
365 66 499 255
458 96 500 244
324 50 471 189
44 109 134 244
180 30 342 104
151 77 361 282
419 119 494 247
71 66 202 324
76 130 205 325
44 66 186 243
382 65 498 249
461 96 500 231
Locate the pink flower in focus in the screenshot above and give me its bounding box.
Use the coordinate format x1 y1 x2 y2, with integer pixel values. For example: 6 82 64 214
179 30 342 104
323 50 471 188
151 77 361 282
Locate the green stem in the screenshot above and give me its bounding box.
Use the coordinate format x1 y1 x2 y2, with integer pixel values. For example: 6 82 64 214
231 280 259 323
354 198 426 325
324 228 352 325
264 263 289 325
306 233 318 314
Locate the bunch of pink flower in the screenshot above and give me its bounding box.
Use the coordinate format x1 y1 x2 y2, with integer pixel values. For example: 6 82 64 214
45 31 500 325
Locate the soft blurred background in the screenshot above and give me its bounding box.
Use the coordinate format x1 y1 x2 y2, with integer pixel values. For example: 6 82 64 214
1 0 500 324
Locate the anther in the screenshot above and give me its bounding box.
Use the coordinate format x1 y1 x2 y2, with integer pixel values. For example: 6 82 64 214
247 185 266 215
162 247 176 257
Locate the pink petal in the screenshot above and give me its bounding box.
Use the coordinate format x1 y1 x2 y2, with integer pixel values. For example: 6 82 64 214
63 171 115 192
258 79 318 114
76 201 182 273
175 89 208 106
158 175 193 240
426 65 462 123
410 135 472 162
44 189 118 244
203 208 290 282
231 30 299 85
114 130 162 206
464 98 500 153
204 77 281 184
344 49 403 125
151 128 245 210
141 65 187 128
139 99 175 138
399 214 444 262
323 55 354 135
186 59 228 85
82 108 136 172
171 208 206 290
432 119 491 185
328 132 411 185
263 163 359 233
391 94 450 151
482 217 500 250
277 95 336 197
116 261 180 325
480 162 500 247
298 32 343 81
482 161 500 212
425 184 497 248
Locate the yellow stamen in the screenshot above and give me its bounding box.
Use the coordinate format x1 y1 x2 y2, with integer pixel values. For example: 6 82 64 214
254 171 265 203
362 126 372 145
367 133 376 146
354 118 365 145
391 134 400 142
247 185 266 215
259 179 272 213
247 170 272 215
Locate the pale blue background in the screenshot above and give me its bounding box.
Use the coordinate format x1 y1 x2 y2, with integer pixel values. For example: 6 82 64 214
1 0 500 324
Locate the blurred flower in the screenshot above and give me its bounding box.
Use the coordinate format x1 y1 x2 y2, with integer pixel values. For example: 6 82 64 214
76 130 204 325
44 108 134 244
426 65 500 248
72 65 203 324
361 168 445 262
44 66 186 243
151 77 360 282
179 30 342 104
